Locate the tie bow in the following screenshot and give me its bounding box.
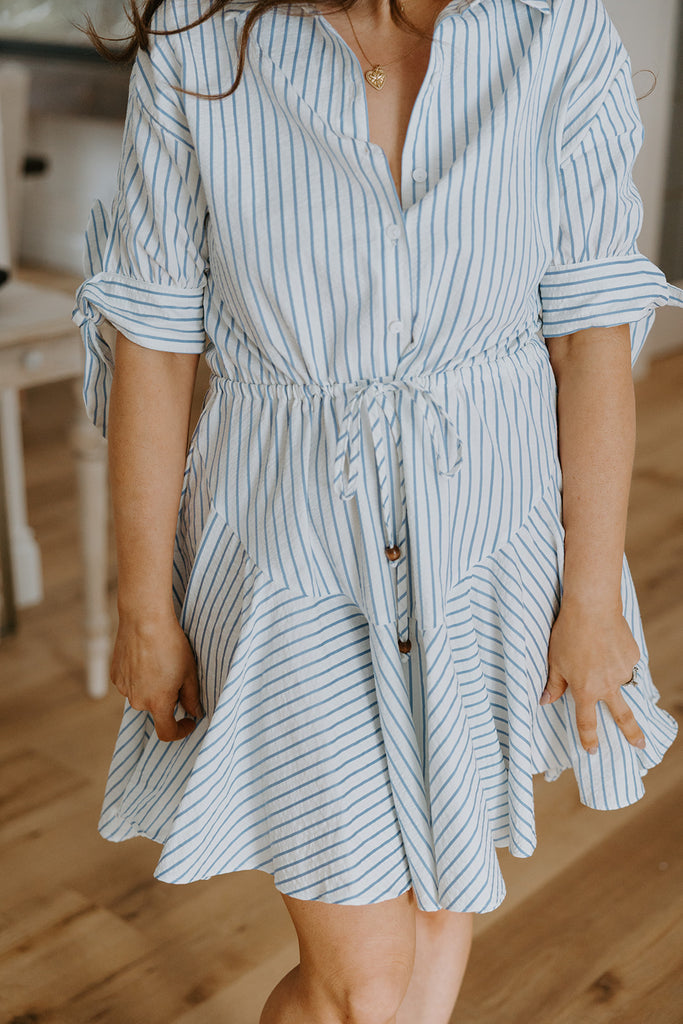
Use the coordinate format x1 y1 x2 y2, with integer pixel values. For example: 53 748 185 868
333 376 464 510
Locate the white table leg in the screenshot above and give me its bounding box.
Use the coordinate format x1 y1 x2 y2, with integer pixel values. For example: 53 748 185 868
69 378 111 699
0 387 43 607
0 400 17 635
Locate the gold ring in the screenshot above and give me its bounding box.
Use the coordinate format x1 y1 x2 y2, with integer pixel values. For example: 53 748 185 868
623 664 639 686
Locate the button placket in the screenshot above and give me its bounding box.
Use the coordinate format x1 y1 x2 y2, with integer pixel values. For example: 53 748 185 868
386 406 411 657
405 315 420 351
395 540 411 656
384 491 411 657
333 377 464 662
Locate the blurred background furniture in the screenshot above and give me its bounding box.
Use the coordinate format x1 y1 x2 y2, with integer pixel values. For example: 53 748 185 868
0 60 109 698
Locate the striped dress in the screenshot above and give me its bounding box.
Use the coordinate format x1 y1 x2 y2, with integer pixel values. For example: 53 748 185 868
73 0 681 913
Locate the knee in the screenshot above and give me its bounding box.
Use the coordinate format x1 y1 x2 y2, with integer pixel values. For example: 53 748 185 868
283 889 416 1024
322 958 414 1024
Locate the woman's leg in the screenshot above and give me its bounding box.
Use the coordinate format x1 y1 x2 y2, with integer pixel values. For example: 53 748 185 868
395 902 475 1024
259 888 417 1024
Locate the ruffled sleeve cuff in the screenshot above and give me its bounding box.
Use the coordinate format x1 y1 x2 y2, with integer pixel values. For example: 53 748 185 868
72 200 207 439
539 251 683 367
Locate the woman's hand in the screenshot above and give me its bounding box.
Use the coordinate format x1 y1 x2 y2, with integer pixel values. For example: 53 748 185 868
540 596 646 755
107 335 203 743
543 325 644 756
110 613 205 742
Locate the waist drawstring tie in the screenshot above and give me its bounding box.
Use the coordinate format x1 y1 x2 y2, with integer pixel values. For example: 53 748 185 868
333 377 464 655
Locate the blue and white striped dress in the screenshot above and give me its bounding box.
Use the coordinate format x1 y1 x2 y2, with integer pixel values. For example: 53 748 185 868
73 0 681 913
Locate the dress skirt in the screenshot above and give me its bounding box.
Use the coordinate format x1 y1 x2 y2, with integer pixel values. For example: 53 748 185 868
96 384 678 914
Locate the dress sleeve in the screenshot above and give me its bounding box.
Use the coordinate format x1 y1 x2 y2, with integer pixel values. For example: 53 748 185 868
538 44 683 367
72 33 209 438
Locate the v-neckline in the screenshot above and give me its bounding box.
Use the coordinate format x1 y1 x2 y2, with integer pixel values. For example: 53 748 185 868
310 3 459 213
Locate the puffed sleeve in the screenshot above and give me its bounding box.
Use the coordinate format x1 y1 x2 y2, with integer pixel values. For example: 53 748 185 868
72 30 209 438
539 33 683 367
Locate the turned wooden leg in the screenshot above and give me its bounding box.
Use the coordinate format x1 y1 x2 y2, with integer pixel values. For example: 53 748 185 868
0 400 17 636
69 377 111 699
0 387 44 609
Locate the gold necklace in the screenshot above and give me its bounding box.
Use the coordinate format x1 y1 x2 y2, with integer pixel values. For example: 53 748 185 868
343 4 429 91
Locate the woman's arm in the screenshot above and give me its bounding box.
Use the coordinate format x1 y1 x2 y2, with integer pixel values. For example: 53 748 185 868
547 323 635 611
108 330 205 741
541 323 646 754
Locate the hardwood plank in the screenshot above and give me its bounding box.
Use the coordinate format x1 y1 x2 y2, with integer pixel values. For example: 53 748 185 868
173 945 300 1024
0 887 90 958
0 747 87 826
0 890 171 1022
477 736 681 936
38 957 190 1024
455 782 683 1023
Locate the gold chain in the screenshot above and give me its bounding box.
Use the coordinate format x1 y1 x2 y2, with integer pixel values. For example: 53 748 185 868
343 4 429 91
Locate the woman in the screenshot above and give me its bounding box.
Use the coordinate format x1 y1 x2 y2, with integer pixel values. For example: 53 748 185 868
74 0 681 1020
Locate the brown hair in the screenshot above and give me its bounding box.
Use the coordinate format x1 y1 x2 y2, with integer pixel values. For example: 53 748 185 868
82 1 656 103
81 0 442 100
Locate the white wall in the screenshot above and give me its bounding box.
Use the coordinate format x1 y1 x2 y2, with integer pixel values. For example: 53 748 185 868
603 0 683 365
603 0 680 267
20 113 122 274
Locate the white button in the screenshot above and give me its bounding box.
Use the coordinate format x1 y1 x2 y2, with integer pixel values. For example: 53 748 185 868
385 223 401 242
412 167 427 182
388 319 402 334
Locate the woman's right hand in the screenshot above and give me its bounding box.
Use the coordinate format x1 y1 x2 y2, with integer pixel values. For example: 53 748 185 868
110 613 205 742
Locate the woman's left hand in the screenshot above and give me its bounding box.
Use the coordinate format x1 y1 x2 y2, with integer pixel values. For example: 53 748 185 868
540 597 646 755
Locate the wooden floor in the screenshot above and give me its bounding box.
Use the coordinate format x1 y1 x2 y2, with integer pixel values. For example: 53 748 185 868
0 271 681 1023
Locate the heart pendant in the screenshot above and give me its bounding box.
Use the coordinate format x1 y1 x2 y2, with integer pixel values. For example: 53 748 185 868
365 65 386 90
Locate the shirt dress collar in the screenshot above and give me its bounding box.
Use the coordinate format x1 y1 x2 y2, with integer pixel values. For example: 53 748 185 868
515 0 552 11
296 1 553 13
294 0 553 18
440 0 552 12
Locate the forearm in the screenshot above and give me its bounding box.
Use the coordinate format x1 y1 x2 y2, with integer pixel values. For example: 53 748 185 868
546 323 635 614
108 331 200 623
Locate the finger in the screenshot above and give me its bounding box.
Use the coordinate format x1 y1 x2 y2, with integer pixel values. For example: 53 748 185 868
574 699 599 754
179 674 205 719
605 691 646 750
540 667 567 705
151 701 196 743
110 670 126 696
